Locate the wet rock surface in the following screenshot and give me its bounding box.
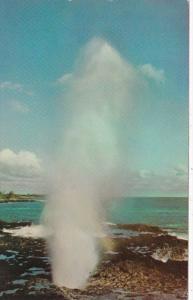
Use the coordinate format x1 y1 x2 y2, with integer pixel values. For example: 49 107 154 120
0 221 187 299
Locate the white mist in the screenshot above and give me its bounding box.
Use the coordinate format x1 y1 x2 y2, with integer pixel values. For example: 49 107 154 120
43 38 138 289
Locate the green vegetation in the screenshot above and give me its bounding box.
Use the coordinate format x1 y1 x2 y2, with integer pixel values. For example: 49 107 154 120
0 191 45 202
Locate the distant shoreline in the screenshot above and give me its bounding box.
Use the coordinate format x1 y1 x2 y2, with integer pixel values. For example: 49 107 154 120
0 194 187 204
0 193 46 203
0 199 43 203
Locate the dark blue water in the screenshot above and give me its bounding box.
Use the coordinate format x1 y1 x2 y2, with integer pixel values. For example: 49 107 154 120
107 197 188 236
0 201 43 223
0 197 188 236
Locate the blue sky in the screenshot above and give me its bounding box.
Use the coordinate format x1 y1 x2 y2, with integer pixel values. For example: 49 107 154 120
0 0 189 195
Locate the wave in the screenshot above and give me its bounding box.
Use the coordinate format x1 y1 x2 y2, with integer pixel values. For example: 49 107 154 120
165 230 188 241
2 221 188 246
105 222 116 226
2 224 105 239
2 224 47 239
151 246 188 263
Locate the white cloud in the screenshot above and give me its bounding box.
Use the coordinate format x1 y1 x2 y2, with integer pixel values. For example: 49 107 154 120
118 168 187 196
0 81 33 96
10 100 30 114
139 64 165 83
0 149 42 179
0 81 23 92
57 73 72 84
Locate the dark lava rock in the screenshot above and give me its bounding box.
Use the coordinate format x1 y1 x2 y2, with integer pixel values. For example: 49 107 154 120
0 221 188 299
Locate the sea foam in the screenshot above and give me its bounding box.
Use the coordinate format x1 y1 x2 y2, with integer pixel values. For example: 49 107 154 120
3 224 47 239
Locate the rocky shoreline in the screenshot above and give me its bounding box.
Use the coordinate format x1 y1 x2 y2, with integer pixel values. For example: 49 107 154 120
0 221 188 299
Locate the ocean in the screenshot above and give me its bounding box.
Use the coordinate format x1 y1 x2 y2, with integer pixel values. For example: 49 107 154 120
0 197 188 239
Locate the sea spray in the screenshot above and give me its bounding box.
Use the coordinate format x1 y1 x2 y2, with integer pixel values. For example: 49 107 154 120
43 38 139 289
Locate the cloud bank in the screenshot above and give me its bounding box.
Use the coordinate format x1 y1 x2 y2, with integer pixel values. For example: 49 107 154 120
0 149 44 193
118 167 187 197
0 149 41 178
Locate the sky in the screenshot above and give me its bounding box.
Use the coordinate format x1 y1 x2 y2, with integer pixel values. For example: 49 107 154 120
0 0 189 196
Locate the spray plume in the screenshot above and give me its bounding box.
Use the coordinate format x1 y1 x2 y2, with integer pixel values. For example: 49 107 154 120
43 38 139 289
